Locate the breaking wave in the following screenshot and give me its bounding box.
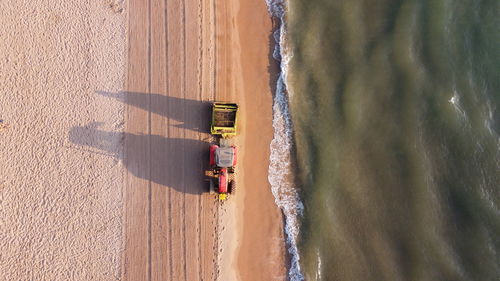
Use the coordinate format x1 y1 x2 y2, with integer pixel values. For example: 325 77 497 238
265 1 305 280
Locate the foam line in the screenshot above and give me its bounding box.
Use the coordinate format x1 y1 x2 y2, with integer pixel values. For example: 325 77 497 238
265 1 305 280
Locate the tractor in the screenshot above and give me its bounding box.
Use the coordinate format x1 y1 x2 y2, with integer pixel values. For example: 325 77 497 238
208 102 238 201
209 141 237 200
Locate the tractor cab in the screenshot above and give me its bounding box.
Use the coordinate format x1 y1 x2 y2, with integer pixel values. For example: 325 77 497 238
210 145 237 168
209 144 237 200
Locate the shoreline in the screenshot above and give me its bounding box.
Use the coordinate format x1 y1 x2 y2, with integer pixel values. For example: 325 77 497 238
212 0 288 279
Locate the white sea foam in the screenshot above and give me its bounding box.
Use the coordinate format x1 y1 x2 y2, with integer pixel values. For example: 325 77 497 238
449 90 470 125
315 248 322 281
265 1 305 280
483 92 500 150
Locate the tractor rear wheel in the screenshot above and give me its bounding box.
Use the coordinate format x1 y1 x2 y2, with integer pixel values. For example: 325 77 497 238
209 179 215 194
228 179 236 195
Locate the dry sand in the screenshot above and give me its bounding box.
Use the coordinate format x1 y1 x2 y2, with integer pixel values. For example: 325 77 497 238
0 1 126 280
1 0 286 280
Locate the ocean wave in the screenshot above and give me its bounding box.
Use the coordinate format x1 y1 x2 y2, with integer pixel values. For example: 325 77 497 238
265 1 305 280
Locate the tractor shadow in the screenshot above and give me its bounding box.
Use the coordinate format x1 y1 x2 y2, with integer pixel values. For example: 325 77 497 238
96 90 212 134
69 123 210 195
94 90 213 194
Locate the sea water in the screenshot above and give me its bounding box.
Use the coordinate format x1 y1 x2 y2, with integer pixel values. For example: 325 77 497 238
266 0 500 280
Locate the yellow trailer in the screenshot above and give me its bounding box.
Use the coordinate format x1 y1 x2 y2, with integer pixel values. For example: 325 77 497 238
210 102 238 138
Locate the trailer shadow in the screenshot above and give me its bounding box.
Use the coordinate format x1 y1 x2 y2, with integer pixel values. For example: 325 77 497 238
96 90 212 134
69 123 209 195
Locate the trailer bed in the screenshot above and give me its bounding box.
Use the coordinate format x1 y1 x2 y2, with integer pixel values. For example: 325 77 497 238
211 102 238 137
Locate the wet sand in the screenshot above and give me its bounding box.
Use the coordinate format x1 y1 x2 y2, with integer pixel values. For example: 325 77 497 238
236 1 288 280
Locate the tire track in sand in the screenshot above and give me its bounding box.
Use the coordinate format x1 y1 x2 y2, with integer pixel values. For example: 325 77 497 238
124 0 219 280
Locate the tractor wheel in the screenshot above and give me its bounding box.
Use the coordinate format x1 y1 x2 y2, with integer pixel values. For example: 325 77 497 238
209 179 215 195
229 179 236 195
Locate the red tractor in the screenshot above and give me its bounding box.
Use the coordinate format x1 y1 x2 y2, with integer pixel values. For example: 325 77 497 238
209 142 237 201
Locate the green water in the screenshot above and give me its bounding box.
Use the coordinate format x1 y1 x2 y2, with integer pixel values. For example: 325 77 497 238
287 0 500 280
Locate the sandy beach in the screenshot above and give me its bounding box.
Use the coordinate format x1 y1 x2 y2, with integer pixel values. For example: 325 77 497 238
0 0 285 280
0 1 126 279
123 0 286 279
